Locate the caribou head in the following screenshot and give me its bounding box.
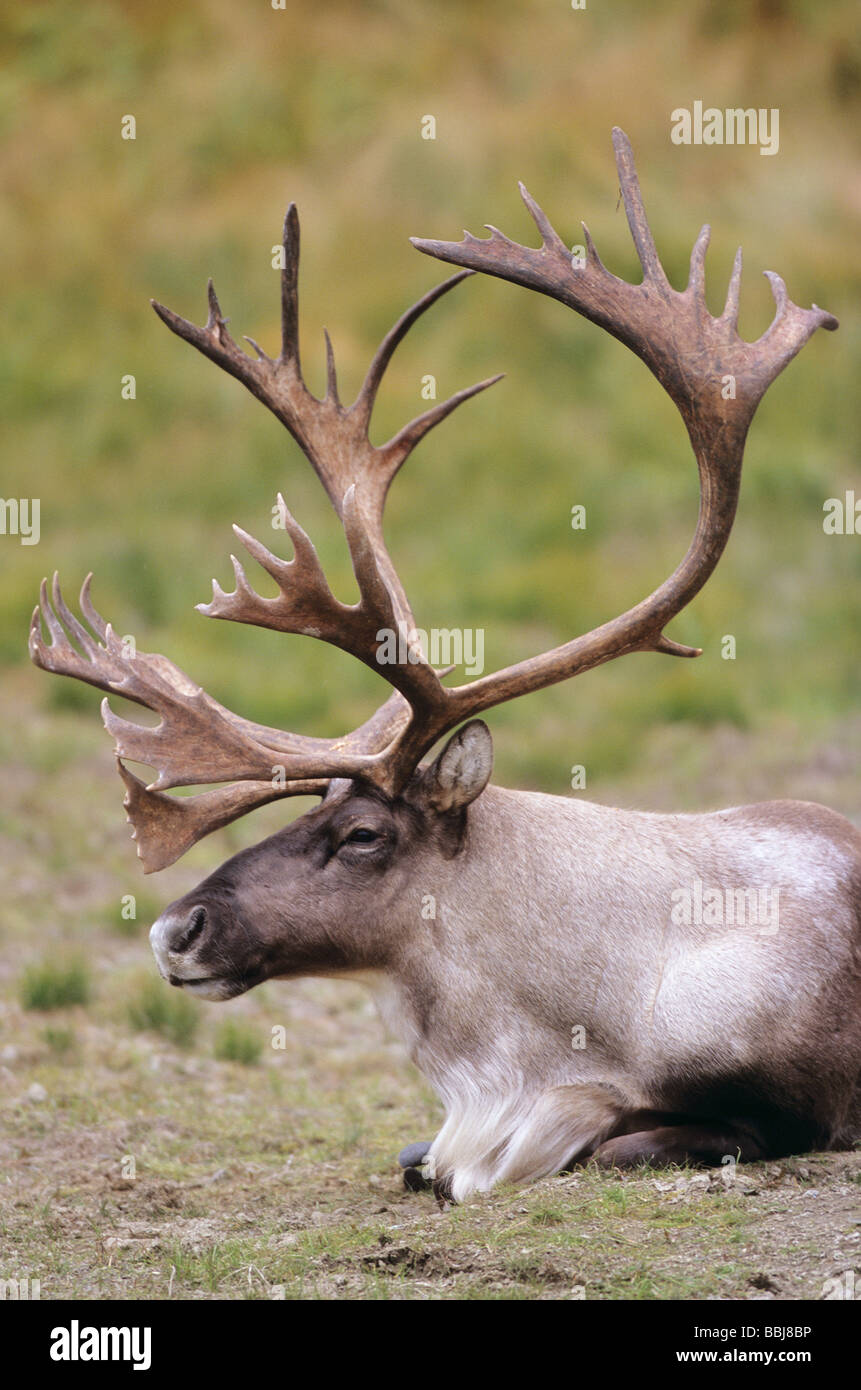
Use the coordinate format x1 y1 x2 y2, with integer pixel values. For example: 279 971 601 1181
148 721 493 1000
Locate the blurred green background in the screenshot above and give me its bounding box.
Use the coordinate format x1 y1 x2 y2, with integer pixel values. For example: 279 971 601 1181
2 0 858 852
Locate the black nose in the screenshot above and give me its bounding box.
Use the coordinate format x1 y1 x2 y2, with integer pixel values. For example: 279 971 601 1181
170 904 207 955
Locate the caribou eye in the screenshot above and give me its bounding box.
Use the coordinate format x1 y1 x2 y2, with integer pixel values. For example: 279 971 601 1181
344 827 382 845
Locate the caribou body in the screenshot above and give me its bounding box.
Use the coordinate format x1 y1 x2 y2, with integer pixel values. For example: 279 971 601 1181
31 130 858 1201
148 728 861 1200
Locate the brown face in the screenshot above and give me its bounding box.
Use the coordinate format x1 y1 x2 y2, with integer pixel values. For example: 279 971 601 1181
148 722 493 1001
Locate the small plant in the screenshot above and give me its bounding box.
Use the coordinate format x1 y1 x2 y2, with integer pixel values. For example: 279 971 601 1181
127 976 199 1048
42 1025 76 1056
214 1019 262 1066
530 1202 565 1227
20 958 91 1011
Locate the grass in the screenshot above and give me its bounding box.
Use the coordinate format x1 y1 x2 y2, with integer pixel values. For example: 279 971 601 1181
19 959 91 1011
101 890 166 939
214 1020 263 1066
41 1026 77 1058
127 976 200 1048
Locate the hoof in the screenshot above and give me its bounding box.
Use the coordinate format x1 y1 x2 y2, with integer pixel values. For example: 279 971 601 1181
397 1140 432 1169
403 1166 433 1193
398 1140 433 1193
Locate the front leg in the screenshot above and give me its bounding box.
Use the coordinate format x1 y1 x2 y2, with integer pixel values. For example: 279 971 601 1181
426 1082 628 1202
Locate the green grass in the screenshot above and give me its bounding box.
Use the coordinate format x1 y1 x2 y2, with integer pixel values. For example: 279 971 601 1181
214 1020 262 1066
20 959 91 1011
41 1025 77 1057
99 889 165 938
127 976 200 1048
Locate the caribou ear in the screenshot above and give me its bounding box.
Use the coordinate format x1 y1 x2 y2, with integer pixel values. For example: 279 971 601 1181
421 720 493 814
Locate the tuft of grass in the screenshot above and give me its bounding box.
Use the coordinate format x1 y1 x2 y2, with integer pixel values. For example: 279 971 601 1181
214 1020 262 1067
20 958 91 1011
41 1025 77 1056
528 1200 567 1227
127 976 199 1049
166 1240 254 1295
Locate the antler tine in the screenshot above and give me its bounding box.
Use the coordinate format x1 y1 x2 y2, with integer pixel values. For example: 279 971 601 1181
353 270 473 429
50 572 102 659
280 202 301 364
383 371 504 476
686 223 711 300
610 127 670 289
515 182 567 253
323 327 339 404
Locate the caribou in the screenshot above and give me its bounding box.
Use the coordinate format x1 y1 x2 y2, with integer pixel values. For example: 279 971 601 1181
31 130 859 1203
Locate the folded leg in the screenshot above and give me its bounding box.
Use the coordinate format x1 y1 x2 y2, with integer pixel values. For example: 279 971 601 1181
591 1120 766 1168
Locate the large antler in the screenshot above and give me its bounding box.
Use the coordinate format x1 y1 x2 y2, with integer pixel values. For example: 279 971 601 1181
31 214 500 869
31 129 837 871
409 127 837 717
